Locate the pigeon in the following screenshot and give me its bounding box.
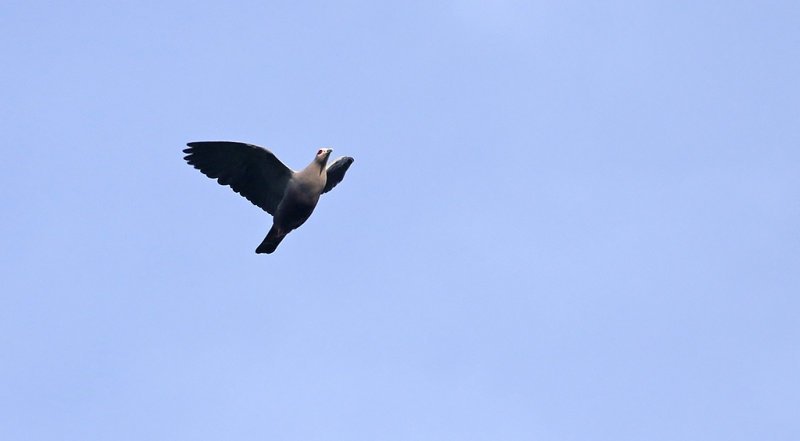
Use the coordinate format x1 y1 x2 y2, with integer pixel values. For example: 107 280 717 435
183 141 354 254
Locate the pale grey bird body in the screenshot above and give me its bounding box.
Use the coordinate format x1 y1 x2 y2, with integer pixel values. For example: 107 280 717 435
183 141 354 254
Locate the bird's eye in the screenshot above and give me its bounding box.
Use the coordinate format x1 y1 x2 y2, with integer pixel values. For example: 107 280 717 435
318 149 323 155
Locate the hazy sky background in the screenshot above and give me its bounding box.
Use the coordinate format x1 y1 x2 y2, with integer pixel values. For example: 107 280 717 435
2 1 798 440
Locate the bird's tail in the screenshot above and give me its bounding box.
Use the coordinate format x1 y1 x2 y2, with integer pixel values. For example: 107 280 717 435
256 225 287 254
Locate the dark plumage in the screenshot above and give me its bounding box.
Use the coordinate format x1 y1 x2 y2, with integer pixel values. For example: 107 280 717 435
183 141 354 254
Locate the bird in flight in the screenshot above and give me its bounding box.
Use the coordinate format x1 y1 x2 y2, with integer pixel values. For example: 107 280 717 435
183 141 354 254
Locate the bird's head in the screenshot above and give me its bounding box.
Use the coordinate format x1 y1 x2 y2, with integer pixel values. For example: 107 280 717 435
316 148 333 160
314 148 333 173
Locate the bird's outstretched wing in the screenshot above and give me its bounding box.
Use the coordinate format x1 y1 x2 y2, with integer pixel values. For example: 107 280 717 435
323 156 354 194
184 141 294 214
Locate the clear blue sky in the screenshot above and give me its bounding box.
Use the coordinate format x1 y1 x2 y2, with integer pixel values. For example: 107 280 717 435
2 1 798 439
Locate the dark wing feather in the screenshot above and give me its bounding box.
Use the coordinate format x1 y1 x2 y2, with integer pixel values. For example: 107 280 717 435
323 156 354 194
183 141 294 214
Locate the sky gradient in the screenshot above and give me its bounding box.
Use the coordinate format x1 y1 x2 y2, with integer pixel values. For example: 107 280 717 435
2 1 799 440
